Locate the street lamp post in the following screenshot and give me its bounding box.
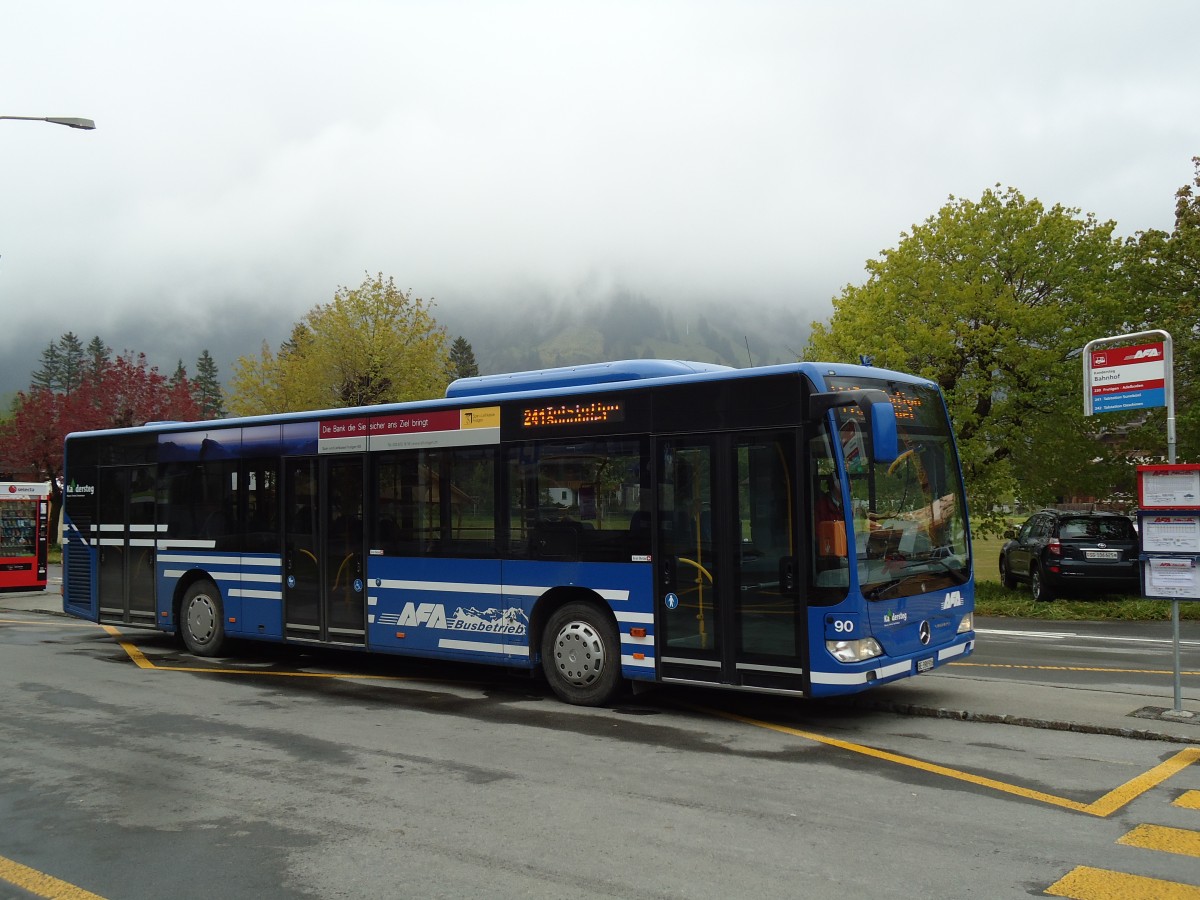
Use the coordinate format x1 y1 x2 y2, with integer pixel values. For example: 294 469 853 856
0 116 96 130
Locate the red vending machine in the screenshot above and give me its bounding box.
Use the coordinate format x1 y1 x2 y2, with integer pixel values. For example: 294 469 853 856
0 482 50 591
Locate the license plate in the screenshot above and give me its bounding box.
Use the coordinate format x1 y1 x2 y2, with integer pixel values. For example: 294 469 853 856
1085 550 1120 560
916 657 934 674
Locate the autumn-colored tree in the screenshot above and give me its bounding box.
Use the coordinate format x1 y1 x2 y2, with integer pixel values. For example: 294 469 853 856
805 186 1131 529
0 350 201 534
228 273 450 415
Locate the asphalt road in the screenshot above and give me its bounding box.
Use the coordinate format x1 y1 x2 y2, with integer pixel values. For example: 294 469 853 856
974 616 1200 683
1 610 1198 899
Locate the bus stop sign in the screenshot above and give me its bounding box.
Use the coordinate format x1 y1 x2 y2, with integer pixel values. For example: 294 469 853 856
1086 341 1166 414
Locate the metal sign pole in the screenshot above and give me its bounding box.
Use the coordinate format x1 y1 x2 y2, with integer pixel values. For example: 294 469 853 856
1171 599 1183 714
1086 330 1190 718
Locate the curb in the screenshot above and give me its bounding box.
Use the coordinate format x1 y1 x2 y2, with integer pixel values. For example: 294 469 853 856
847 695 1200 745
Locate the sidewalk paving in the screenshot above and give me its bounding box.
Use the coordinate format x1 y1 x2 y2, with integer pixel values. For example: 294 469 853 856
4 583 1197 743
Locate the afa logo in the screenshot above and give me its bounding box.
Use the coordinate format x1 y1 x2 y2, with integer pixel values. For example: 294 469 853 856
1129 347 1162 360
398 602 447 628
941 590 965 610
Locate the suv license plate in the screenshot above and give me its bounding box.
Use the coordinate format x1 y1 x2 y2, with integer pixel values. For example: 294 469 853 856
916 657 934 674
1085 550 1120 560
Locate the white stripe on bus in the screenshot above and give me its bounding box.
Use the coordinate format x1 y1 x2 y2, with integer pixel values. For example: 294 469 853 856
737 662 804 675
375 579 629 603
937 642 972 660
614 611 653 624
437 638 525 656
159 553 243 565
810 659 912 685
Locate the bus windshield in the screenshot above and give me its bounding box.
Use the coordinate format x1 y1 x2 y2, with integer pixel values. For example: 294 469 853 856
827 376 970 601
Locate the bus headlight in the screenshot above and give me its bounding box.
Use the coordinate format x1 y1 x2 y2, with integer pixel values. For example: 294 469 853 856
826 637 883 663
957 613 973 634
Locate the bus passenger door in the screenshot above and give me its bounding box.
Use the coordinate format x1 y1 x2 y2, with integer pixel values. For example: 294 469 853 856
96 464 158 626
656 433 804 691
283 457 366 646
324 457 366 645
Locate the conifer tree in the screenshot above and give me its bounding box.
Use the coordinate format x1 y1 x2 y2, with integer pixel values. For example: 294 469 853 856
449 336 479 379
86 336 112 381
192 349 226 418
30 341 62 391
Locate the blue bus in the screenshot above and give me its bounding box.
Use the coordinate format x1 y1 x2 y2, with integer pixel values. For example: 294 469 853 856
61 359 974 705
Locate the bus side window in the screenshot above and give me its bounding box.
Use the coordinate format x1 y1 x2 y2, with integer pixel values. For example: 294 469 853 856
445 447 497 557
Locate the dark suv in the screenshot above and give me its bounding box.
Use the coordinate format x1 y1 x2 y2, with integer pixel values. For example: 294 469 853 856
999 510 1140 601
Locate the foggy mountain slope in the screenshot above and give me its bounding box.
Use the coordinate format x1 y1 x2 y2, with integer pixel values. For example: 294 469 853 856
437 292 815 376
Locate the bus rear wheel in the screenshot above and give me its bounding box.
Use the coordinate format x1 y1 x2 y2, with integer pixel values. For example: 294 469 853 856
180 579 227 656
541 601 621 706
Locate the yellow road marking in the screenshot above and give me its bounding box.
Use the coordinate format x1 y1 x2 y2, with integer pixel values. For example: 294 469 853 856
1117 823 1200 858
102 626 437 682
1045 865 1200 899
0 853 108 900
953 661 1200 677
1087 752 1200 817
699 706 1200 818
1175 790 1200 810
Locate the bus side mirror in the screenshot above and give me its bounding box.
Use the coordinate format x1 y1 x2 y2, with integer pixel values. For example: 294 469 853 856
867 400 898 464
809 389 899 464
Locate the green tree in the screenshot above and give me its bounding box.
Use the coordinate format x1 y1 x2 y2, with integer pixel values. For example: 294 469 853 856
31 333 86 393
1126 157 1200 460
805 186 1130 529
228 273 450 415
169 359 188 392
85 335 111 380
449 335 479 379
192 349 226 419
30 340 61 392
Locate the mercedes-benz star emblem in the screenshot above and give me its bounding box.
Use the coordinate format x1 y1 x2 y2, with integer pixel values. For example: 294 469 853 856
919 621 931 645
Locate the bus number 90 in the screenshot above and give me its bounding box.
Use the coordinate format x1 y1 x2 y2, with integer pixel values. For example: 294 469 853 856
824 614 860 640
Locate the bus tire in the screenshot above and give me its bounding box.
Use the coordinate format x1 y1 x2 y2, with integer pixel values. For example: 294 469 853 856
541 601 621 706
180 579 227 656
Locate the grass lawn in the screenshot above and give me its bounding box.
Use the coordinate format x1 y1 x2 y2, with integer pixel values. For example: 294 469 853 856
972 531 1005 585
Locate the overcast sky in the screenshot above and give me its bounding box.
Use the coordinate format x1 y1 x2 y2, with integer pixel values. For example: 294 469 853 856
2 1 1197 396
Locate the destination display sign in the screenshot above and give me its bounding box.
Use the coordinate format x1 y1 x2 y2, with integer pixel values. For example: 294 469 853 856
521 400 625 429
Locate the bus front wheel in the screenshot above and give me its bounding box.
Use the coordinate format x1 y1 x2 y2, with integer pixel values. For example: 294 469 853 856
541 602 621 706
180 580 227 656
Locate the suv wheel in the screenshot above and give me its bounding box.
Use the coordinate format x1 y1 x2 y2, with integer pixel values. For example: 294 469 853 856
1030 566 1055 602
999 556 1018 590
